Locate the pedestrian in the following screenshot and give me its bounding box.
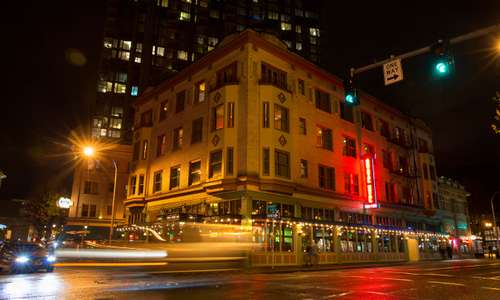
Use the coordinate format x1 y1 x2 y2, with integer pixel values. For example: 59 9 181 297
439 244 446 260
305 244 312 267
446 245 453 259
309 241 319 267
488 245 493 259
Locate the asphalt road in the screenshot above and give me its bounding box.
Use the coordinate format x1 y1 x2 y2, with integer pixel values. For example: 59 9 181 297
0 259 499 299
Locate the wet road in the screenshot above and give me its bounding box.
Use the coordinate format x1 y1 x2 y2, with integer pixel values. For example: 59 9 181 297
0 259 499 299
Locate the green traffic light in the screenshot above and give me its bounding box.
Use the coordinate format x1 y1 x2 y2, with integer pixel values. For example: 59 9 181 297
345 94 354 103
435 62 448 74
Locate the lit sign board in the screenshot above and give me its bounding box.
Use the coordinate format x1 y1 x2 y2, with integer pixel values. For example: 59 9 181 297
363 155 377 205
57 197 73 209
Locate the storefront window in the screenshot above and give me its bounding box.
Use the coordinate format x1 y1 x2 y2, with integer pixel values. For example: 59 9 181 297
340 228 354 252
314 227 334 252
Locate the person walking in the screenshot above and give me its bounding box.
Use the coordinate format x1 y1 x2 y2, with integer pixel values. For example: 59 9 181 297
446 245 453 259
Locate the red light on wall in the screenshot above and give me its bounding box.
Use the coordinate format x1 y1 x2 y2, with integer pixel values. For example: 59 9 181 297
363 155 377 204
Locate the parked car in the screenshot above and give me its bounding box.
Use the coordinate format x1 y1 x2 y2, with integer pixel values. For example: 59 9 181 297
0 242 56 274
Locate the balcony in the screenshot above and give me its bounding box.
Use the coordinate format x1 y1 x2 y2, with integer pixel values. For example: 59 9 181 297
388 167 417 178
212 80 240 91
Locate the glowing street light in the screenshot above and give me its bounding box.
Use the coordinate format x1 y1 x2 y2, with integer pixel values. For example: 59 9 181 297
83 146 95 157
484 222 493 228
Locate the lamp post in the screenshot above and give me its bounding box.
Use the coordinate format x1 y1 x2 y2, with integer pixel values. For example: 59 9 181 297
81 145 118 245
490 191 500 253
109 160 118 244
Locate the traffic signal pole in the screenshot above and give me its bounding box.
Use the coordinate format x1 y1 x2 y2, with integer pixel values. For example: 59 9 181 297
349 23 500 78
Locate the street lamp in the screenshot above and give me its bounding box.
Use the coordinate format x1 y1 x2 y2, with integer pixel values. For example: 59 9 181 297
79 145 118 245
490 191 500 252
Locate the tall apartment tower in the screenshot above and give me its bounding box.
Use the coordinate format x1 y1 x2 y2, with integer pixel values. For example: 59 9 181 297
93 0 323 143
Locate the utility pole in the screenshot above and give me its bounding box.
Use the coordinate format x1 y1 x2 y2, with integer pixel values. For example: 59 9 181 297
349 23 500 78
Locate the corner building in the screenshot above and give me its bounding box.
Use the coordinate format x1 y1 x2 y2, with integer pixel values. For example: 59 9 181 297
125 30 448 265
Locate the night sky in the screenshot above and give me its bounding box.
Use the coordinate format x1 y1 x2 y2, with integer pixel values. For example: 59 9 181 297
1 1 499 216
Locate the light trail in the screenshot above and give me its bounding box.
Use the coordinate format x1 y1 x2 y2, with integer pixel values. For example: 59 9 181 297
55 249 167 259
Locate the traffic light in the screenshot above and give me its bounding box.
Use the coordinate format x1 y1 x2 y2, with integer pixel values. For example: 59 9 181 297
430 39 454 77
343 77 359 106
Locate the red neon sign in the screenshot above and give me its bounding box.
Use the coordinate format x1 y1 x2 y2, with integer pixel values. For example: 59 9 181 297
363 156 377 204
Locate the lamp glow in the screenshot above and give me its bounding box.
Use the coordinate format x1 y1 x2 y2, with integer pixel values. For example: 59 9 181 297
83 146 95 157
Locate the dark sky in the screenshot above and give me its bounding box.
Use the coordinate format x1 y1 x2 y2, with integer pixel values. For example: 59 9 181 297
1 1 499 215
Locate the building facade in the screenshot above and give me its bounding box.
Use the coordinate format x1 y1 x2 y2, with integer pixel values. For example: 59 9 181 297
436 176 472 255
93 0 323 142
122 30 449 265
67 144 132 237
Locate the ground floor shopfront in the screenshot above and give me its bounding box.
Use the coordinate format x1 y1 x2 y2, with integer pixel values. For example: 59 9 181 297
123 190 453 266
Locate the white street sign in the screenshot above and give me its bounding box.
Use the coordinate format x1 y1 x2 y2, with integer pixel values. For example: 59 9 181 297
383 59 404 86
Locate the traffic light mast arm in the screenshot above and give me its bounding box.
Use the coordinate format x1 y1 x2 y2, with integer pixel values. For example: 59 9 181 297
349 23 500 78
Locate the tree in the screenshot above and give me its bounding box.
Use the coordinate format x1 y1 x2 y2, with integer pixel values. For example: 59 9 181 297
492 91 500 135
23 188 67 240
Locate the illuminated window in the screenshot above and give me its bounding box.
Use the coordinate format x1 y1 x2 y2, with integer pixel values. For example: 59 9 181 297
194 81 206 104
131 85 138 96
296 42 302 51
136 43 142 53
156 134 166 157
100 129 107 136
189 160 201 186
191 118 203 144
274 104 289 132
173 127 183 150
129 176 137 195
159 100 168 121
120 40 131 50
179 11 191 21
156 46 165 56
118 51 130 61
295 25 302 33
142 140 148 160
176 90 185 113
316 126 333 150
227 102 235 128
103 38 112 48
344 173 359 195
169 166 180 189
299 118 306 134
281 22 291 31
98 81 113 93
177 50 188 60
114 83 126 94
342 136 357 157
212 104 224 130
310 37 318 45
157 0 168 8
110 118 122 129
153 170 162 193
319 165 335 190
310 28 320 37
109 130 120 138
300 159 308 178
209 150 222 178
275 150 290 178
283 40 292 48
134 57 141 63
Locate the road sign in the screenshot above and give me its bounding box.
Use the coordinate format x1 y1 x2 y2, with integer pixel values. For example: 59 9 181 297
383 59 404 86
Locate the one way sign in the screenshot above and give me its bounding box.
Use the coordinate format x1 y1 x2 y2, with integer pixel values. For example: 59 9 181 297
383 59 404 86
